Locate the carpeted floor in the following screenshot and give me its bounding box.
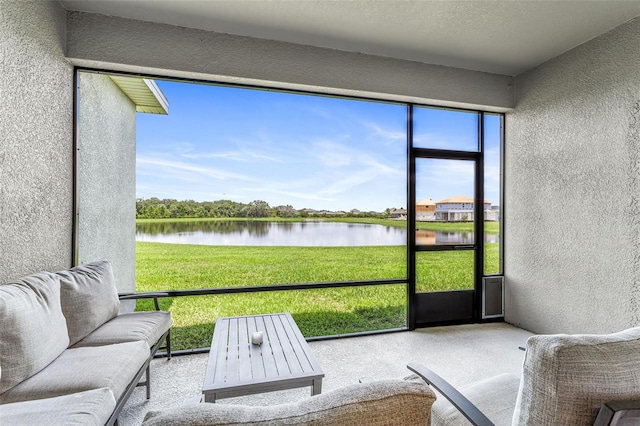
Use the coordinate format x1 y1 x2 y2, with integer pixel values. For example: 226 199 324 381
119 323 532 425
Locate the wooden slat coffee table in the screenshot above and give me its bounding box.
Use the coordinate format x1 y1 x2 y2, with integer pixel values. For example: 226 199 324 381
202 313 324 402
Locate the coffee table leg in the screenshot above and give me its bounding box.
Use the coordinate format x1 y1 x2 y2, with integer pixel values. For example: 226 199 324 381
311 378 322 396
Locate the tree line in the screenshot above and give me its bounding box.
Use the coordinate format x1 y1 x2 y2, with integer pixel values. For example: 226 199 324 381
137 198 288 219
136 198 389 219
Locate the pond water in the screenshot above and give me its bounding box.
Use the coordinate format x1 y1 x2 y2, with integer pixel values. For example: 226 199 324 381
136 220 499 247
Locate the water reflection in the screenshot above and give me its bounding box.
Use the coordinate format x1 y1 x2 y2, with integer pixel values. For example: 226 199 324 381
136 221 405 247
137 220 286 236
136 220 499 247
416 230 499 245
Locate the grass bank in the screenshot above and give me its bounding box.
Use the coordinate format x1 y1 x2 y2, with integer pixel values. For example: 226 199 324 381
323 217 499 234
137 216 500 235
136 217 307 224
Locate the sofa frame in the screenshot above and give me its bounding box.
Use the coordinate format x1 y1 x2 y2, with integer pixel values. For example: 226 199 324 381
105 292 172 426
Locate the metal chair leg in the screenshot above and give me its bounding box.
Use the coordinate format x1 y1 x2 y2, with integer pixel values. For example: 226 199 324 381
146 364 151 400
166 330 171 360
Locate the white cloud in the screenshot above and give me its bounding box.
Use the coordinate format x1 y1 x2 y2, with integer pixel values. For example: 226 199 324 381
137 157 253 182
413 133 477 151
362 121 406 142
318 171 377 195
243 186 337 203
359 155 404 176
181 149 284 163
181 151 247 161
415 159 475 201
312 140 353 167
418 159 474 183
176 142 195 154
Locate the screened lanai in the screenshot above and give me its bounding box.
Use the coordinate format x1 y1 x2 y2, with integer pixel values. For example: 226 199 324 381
3 1 640 425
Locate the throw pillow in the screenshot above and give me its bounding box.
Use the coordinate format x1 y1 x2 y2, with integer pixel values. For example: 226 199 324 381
56 260 120 346
0 272 69 394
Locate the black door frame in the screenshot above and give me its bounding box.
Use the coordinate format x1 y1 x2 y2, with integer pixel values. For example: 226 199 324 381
407 107 486 328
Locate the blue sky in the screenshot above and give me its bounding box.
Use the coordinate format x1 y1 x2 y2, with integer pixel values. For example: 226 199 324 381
136 80 501 212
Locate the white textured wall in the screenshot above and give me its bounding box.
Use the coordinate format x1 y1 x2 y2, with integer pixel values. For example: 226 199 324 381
65 11 514 111
505 17 640 334
0 0 73 282
78 72 136 299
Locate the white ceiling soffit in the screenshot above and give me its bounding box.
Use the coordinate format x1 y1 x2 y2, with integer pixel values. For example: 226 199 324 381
61 0 640 76
109 75 169 114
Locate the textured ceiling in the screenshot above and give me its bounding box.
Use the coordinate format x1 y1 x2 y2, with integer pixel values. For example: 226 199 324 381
60 0 640 76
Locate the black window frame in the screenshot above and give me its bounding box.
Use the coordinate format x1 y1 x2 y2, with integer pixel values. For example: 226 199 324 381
73 67 505 345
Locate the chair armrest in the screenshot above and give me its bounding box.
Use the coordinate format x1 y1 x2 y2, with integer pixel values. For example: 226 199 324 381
407 363 495 426
118 292 170 311
594 400 640 426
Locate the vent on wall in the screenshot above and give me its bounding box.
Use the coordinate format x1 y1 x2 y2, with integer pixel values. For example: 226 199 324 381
482 276 504 318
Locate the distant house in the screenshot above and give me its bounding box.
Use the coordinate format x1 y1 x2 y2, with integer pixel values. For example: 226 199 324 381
488 205 500 222
435 196 493 221
389 208 407 220
416 198 436 221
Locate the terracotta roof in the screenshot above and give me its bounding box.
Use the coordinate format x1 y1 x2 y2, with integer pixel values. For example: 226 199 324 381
416 198 435 206
436 196 491 204
437 195 473 203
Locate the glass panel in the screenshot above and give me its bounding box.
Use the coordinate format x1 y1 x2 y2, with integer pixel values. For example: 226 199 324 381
135 285 406 350
416 251 474 293
413 107 479 151
484 114 502 274
135 80 407 287
415 158 475 245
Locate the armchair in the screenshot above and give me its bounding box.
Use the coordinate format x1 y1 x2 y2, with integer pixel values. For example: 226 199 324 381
409 327 640 426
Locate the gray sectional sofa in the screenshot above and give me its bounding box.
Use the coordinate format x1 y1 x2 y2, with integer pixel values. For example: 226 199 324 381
0 261 172 425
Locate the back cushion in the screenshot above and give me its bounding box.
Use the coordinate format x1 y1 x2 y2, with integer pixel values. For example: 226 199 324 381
56 261 120 346
513 327 640 426
0 272 70 394
143 379 436 426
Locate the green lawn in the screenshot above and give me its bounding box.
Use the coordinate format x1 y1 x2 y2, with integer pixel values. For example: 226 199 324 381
135 243 409 349
136 244 409 289
136 236 500 350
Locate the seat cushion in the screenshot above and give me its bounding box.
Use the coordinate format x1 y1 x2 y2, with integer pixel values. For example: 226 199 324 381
0 340 149 404
56 260 120 346
142 379 436 426
0 388 116 426
431 373 521 426
74 311 172 348
0 272 69 394
513 327 640 426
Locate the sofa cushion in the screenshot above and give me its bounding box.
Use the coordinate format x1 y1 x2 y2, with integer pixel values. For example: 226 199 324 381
0 340 149 404
56 261 120 346
142 379 436 426
0 272 69 394
0 387 116 426
74 311 172 348
431 373 521 426
513 327 640 425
